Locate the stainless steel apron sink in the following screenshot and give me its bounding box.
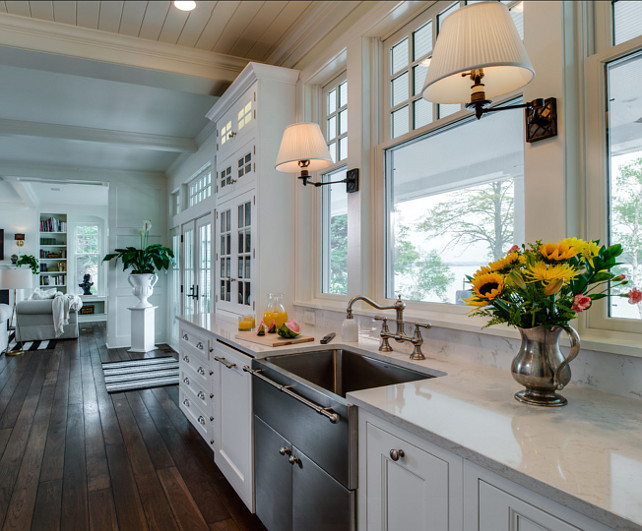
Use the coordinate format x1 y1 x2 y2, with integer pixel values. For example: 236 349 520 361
246 348 443 531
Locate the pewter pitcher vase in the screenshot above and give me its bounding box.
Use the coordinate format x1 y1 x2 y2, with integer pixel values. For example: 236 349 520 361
511 325 580 407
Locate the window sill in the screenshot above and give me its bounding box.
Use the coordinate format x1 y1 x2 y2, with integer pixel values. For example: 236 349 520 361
294 299 642 358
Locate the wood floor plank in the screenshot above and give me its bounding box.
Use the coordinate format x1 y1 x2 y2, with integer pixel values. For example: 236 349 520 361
39 346 70 483
60 403 88 531
88 488 119 531
0 429 11 459
104 443 148 531
2 370 57 531
157 466 209 531
81 356 110 492
31 479 62 531
0 353 46 525
0 354 38 429
210 518 241 531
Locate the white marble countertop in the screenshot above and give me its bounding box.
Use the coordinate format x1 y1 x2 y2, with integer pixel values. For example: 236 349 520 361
177 313 642 530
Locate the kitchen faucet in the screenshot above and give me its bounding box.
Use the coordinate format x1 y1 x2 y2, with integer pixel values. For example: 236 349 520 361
345 295 431 360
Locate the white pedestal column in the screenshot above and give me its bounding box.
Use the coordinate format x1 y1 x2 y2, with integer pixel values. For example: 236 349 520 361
128 306 157 353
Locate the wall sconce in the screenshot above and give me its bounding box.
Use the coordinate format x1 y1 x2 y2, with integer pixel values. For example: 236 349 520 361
275 123 359 193
422 2 557 143
14 233 25 247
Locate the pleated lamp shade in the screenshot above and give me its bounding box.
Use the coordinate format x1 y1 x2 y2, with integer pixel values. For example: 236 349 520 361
422 2 534 104
275 123 333 173
0 268 33 289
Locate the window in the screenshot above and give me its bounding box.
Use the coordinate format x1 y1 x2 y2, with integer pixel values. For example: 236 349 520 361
385 1 524 139
220 120 232 146
586 1 642 332
385 105 524 304
605 52 642 321
75 224 100 295
323 76 348 163
188 166 212 207
321 168 348 295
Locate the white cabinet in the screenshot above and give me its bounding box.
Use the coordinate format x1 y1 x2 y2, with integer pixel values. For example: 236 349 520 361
211 338 254 511
463 461 613 531
178 323 215 448
207 62 299 318
358 411 463 531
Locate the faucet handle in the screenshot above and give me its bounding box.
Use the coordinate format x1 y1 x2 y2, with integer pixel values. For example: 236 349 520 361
374 315 387 321
414 322 431 330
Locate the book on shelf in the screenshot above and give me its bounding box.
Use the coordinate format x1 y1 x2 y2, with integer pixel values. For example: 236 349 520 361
40 216 67 233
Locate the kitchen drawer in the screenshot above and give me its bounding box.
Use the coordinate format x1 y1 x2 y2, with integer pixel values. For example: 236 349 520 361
179 348 212 382
179 388 213 445
180 365 215 412
179 326 210 357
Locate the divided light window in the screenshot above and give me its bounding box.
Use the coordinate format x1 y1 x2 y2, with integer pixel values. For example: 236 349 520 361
385 0 524 140
188 166 212 207
385 104 524 304
613 0 642 45
75 224 100 295
320 74 349 295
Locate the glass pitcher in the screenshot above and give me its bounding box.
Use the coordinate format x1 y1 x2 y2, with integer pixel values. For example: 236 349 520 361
273 293 288 328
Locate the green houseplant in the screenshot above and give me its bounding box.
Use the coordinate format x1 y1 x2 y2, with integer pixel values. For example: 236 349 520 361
103 220 174 308
16 254 39 275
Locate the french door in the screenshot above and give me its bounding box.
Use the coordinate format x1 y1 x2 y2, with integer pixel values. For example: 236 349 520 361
182 214 213 315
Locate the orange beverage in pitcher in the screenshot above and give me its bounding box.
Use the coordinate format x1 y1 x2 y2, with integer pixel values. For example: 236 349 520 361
274 310 288 328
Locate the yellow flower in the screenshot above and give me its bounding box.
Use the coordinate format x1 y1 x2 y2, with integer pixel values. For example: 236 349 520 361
471 273 504 300
462 296 488 308
560 238 600 266
489 251 521 271
524 261 580 283
543 278 564 295
539 242 579 261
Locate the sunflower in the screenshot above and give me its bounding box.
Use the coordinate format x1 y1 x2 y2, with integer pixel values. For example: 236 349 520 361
471 272 504 300
462 296 488 308
524 261 580 283
539 242 579 261
489 251 521 272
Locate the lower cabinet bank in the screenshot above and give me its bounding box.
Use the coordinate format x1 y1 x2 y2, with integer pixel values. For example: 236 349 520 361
178 320 626 531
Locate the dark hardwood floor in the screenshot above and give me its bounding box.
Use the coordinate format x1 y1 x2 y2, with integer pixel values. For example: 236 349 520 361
0 323 265 531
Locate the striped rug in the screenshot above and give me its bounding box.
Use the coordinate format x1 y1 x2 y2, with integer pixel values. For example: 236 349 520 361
102 356 179 394
7 332 57 352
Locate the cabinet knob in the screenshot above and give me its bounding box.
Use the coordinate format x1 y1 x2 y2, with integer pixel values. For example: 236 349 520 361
198 416 206 425
183 398 190 407
198 367 205 376
196 341 204 350
198 391 205 400
182 355 190 363
288 455 301 466
183 333 188 340
389 449 405 461
279 446 291 456
183 377 190 385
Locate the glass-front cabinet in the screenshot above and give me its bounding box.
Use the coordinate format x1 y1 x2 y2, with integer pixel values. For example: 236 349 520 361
207 62 299 318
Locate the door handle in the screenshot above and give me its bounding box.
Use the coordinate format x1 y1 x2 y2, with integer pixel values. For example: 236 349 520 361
214 356 237 369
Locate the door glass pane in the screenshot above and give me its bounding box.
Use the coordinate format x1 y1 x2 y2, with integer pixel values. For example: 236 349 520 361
245 202 251 226
606 52 642 320
198 222 211 314
183 228 194 313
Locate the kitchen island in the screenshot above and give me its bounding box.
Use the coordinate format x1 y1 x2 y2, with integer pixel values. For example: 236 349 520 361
177 312 642 530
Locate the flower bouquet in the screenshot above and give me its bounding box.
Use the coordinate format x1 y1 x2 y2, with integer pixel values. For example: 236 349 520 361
464 238 640 406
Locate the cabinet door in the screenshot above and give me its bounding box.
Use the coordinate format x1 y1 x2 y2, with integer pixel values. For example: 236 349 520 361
216 84 257 161
254 417 292 531
292 445 355 531
478 481 581 531
362 420 459 531
212 341 253 511
216 141 256 199
216 190 255 315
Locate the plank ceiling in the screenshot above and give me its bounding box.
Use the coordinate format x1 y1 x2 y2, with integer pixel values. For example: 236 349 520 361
0 1 317 63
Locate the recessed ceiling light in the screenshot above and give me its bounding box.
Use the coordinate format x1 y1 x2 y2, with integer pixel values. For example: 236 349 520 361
51 187 61 191
174 1 196 11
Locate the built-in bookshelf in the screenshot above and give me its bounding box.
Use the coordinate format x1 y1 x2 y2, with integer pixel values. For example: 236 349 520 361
39 213 67 293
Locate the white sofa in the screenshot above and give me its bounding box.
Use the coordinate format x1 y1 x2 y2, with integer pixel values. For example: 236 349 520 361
16 299 79 341
0 304 11 353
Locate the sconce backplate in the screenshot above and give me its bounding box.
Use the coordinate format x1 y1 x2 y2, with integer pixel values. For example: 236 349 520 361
525 97 557 143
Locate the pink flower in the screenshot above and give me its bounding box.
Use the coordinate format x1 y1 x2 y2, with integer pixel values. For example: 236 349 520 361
508 245 519 253
613 274 626 281
628 288 642 305
571 294 592 313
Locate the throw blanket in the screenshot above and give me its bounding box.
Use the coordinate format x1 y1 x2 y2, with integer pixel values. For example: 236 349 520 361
52 293 83 337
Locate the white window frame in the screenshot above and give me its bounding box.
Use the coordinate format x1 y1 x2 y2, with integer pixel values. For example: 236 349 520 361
188 165 212 208
585 2 642 337
323 73 349 165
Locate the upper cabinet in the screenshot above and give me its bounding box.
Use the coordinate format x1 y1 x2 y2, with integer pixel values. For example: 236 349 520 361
206 63 300 318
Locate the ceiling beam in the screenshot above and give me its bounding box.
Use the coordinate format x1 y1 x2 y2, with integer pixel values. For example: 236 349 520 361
0 118 197 153
0 13 248 95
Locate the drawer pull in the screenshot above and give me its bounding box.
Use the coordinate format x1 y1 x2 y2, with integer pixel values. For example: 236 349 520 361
214 356 237 369
210 393 214 399
183 377 190 385
389 449 405 461
279 447 291 456
288 455 301 466
198 391 206 401
196 341 204 350
197 366 205 376
198 416 206 425
182 355 190 363
183 398 190 407
183 333 188 340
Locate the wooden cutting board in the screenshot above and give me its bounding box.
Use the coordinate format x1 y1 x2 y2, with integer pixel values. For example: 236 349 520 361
234 331 315 347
